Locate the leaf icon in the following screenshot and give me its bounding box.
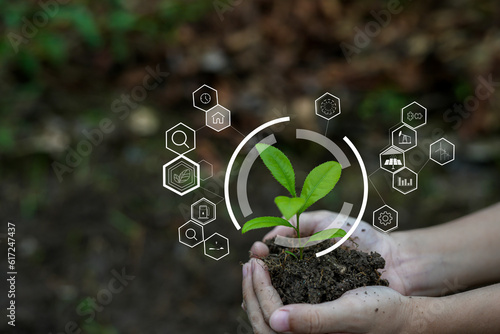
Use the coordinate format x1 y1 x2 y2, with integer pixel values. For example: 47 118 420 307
174 169 191 184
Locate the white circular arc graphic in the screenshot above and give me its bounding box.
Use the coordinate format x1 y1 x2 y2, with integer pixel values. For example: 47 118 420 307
225 117 291 230
315 137 368 257
224 118 368 257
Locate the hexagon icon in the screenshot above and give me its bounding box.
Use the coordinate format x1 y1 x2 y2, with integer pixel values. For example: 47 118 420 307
373 205 398 233
178 220 204 248
206 105 231 132
193 84 218 111
166 122 196 155
393 167 418 195
402 102 427 129
191 198 216 225
391 125 417 152
380 146 405 173
198 160 213 181
430 138 455 166
315 93 341 120
163 155 200 196
204 233 229 260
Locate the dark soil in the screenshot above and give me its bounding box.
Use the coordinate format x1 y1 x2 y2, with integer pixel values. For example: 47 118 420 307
262 239 389 304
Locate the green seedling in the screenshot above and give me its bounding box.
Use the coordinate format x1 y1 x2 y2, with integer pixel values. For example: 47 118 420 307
242 143 346 259
284 250 298 260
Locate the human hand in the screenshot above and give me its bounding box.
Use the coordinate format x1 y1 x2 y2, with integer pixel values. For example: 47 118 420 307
249 210 414 295
242 258 414 334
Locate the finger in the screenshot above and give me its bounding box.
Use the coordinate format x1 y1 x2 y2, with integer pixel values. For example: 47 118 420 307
262 211 339 241
297 211 344 236
345 221 386 253
269 298 363 333
250 241 269 258
263 225 296 241
263 212 332 242
346 221 374 240
251 259 283 323
242 262 276 334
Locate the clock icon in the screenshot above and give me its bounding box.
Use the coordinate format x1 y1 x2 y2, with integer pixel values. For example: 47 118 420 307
200 93 211 104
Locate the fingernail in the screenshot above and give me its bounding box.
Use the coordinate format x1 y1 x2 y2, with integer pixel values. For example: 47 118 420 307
242 263 248 277
270 309 290 332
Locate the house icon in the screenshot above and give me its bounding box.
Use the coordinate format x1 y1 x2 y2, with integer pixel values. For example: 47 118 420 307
212 112 225 124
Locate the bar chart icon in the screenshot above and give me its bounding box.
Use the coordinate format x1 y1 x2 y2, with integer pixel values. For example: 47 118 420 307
397 177 413 187
393 167 418 194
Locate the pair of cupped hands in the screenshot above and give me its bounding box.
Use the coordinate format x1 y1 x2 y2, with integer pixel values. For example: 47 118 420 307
242 210 414 334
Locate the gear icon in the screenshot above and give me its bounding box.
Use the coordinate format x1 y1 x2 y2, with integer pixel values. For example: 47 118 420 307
378 211 393 226
320 98 337 116
373 205 398 233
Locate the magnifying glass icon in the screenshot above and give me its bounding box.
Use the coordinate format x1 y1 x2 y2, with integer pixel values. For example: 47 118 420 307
185 228 198 241
171 130 189 148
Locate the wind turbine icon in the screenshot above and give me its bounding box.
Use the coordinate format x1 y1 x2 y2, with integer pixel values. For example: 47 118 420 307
435 142 450 161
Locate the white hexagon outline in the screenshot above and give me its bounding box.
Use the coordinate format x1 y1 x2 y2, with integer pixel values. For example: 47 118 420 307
205 105 231 132
178 220 204 248
165 122 196 155
429 138 455 166
163 155 200 196
315 92 341 120
193 84 218 112
392 167 418 195
167 161 196 192
166 159 198 193
372 205 399 233
401 101 427 129
204 232 229 261
198 159 213 181
379 146 406 174
391 124 417 152
191 197 216 225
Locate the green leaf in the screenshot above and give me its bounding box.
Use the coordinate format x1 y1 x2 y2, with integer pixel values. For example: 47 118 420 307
174 169 191 184
300 161 342 213
274 196 305 220
255 143 296 197
306 228 346 244
284 250 298 259
242 216 295 234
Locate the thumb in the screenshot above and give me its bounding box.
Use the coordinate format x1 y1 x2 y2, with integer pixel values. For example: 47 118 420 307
269 301 355 333
250 241 269 258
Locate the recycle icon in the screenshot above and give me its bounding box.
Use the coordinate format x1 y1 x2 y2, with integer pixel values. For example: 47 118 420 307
407 111 423 122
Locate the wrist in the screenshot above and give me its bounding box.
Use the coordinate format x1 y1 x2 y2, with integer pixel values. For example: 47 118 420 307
393 227 456 296
391 230 430 296
403 284 500 334
402 295 446 334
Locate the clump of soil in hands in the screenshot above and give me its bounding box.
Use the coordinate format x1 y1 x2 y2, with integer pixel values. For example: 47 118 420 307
261 239 389 304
